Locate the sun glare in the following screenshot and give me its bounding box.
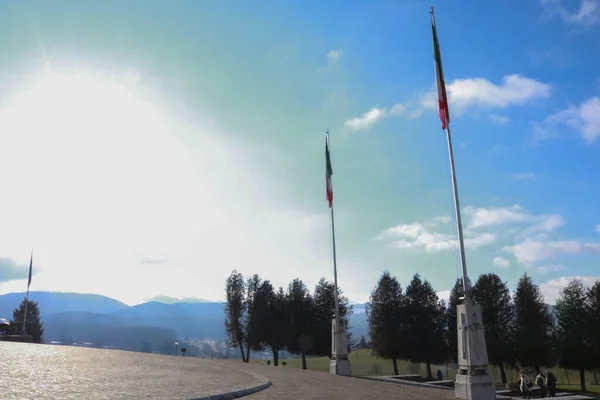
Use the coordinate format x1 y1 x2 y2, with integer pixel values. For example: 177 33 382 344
0 70 215 298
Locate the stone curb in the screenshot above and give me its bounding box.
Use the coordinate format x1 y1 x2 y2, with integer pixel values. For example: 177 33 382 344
358 375 453 391
189 377 272 400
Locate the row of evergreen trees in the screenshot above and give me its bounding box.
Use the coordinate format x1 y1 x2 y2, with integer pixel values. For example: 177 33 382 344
224 270 351 369
367 271 600 391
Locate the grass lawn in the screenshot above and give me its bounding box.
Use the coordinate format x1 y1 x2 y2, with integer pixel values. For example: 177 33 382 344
251 351 444 377
249 350 600 394
556 384 600 394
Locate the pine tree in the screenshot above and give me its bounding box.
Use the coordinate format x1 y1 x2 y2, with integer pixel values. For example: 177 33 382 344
255 280 288 366
513 273 554 372
359 335 369 349
555 278 593 391
404 274 447 379
471 273 515 384
311 278 352 358
12 299 44 343
251 281 288 366
245 274 263 362
285 278 315 369
366 271 406 375
224 270 247 362
587 281 600 378
269 286 288 366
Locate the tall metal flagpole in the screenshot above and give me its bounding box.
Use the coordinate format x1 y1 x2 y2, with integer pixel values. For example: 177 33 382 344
326 129 350 376
327 130 341 321
430 7 470 298
22 249 33 335
444 124 470 298
431 8 495 399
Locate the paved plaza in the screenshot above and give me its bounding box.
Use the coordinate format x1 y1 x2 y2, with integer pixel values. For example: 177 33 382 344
3 342 596 400
0 342 267 399
1 342 454 399
234 362 453 400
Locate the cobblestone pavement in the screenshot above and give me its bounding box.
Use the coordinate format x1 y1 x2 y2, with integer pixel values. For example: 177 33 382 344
221 361 455 400
0 342 265 400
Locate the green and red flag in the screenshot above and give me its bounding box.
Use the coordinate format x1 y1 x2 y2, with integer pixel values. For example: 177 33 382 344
325 132 333 208
431 8 450 130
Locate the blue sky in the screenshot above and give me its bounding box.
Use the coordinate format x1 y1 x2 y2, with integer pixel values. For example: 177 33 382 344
0 0 598 305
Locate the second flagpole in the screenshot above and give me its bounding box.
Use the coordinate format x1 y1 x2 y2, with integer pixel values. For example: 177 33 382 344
326 129 350 376
327 130 341 321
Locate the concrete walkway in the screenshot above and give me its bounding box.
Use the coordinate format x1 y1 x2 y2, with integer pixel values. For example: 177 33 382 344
1 342 269 399
222 362 454 400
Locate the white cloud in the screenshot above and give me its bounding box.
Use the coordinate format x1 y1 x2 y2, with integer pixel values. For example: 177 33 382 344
504 239 600 264
493 256 510 268
539 275 600 305
448 75 551 111
0 69 341 305
419 75 551 116
489 114 511 124
464 205 563 234
344 103 405 131
541 0 599 26
541 97 600 144
437 290 451 303
596 224 600 233
377 217 496 253
326 49 342 67
378 204 600 276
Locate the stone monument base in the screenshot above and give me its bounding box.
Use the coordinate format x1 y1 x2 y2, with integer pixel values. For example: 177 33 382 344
455 370 496 400
0 335 33 343
329 357 351 376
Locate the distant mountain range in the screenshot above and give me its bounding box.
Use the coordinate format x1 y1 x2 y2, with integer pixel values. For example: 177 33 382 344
0 291 370 342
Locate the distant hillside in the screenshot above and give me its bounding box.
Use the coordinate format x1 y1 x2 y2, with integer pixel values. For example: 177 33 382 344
112 301 226 339
0 291 128 318
43 311 177 350
0 291 368 341
349 303 368 340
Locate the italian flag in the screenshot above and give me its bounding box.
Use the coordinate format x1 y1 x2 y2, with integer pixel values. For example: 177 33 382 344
325 135 333 208
431 10 450 130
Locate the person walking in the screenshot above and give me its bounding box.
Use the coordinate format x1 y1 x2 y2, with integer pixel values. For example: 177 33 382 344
545 370 557 397
536 371 546 398
520 372 533 399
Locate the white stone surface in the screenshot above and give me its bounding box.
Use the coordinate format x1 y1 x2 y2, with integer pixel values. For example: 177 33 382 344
329 358 351 376
455 372 496 400
456 302 489 368
455 302 496 400
331 318 348 357
330 318 350 376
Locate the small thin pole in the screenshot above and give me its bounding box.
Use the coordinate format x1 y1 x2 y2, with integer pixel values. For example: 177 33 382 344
22 249 33 335
22 293 29 335
327 129 341 322
331 205 340 322
444 124 470 298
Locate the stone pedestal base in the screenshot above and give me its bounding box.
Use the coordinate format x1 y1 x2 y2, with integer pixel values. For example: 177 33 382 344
0 335 33 343
455 371 496 400
330 317 351 376
329 357 351 376
454 301 496 399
